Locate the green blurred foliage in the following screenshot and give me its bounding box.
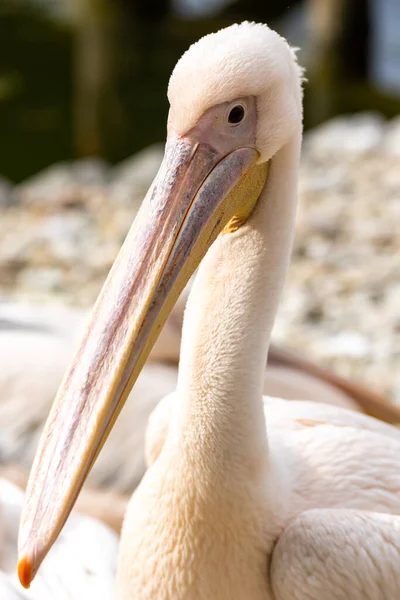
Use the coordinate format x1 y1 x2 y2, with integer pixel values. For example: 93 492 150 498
0 0 399 182
0 0 302 181
0 1 72 181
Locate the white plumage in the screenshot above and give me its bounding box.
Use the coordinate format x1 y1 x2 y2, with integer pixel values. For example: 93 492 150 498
0 478 118 599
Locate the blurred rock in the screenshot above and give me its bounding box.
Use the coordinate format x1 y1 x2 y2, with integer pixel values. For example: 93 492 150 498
16 267 64 292
37 211 92 262
110 143 164 206
0 177 12 209
15 163 80 208
382 116 400 157
303 112 385 158
15 158 110 209
71 158 110 187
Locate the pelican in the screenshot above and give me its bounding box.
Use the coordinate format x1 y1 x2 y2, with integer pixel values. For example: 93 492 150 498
17 22 400 599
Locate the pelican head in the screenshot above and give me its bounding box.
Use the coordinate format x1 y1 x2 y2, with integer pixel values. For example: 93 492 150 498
168 21 303 162
18 21 303 588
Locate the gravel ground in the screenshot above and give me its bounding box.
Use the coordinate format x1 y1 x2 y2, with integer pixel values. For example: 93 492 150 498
0 114 399 402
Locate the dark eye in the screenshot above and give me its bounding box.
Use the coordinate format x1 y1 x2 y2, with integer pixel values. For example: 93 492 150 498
228 105 245 124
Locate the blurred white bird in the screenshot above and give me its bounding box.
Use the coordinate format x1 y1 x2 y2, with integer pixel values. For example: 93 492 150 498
0 478 118 599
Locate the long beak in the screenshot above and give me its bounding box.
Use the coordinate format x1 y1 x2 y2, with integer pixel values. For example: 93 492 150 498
18 135 267 587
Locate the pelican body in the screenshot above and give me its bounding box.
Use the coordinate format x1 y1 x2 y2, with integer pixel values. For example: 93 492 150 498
18 22 400 600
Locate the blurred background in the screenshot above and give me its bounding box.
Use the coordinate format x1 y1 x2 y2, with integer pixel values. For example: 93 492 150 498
0 0 399 446
1 0 400 181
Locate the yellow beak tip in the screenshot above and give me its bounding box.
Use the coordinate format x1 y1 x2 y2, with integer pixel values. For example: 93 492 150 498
18 556 33 589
